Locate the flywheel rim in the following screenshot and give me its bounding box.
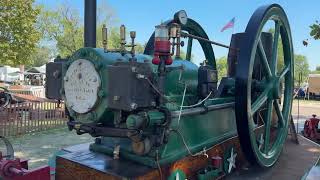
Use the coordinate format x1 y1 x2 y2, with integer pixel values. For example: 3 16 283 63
235 4 294 167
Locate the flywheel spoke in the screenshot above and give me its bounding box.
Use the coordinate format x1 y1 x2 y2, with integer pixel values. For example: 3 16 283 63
271 21 280 75
258 40 272 79
251 86 271 114
274 100 285 127
263 99 273 154
279 66 289 79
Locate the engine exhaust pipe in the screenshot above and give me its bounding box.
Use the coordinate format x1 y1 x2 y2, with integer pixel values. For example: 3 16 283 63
84 0 96 47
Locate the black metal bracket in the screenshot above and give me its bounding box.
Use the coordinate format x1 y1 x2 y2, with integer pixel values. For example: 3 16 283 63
67 121 141 139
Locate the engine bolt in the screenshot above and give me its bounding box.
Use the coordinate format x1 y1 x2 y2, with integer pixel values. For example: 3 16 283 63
98 90 105 97
130 103 137 110
92 76 98 82
151 101 156 106
64 76 69 82
131 67 137 73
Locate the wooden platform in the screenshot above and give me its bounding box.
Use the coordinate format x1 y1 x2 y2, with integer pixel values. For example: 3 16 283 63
228 135 320 180
55 135 320 180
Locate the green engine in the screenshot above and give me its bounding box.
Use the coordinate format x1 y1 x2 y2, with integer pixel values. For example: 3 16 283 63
46 4 294 169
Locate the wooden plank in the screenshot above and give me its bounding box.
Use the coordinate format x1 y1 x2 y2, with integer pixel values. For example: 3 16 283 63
48 102 51 129
7 103 14 136
55 103 58 128
7 104 12 136
30 102 33 133
26 102 30 133
5 104 10 136
15 104 19 135
32 103 41 132
39 102 43 131
56 136 243 180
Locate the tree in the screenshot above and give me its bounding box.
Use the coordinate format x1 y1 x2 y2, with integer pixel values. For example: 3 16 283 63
38 2 124 57
0 0 41 66
294 55 310 83
310 20 320 40
37 5 83 57
135 43 145 53
28 46 53 68
310 65 320 74
269 28 310 84
216 56 227 80
268 29 285 73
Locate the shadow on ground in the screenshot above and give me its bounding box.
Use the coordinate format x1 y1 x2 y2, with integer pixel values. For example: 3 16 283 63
4 128 94 168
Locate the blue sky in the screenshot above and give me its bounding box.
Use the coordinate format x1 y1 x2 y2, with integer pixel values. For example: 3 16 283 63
36 0 320 70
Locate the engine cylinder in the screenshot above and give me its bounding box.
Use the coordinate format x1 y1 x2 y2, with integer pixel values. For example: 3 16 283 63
62 47 199 124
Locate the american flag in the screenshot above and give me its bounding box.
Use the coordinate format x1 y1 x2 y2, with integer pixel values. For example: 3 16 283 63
221 17 235 32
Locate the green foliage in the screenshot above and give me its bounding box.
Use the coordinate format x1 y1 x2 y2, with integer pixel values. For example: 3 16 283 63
37 5 83 57
310 65 320 74
214 43 310 84
28 46 53 67
96 26 121 49
268 29 285 73
0 0 41 66
38 2 139 57
310 21 320 40
268 28 310 83
135 43 145 53
294 55 310 83
216 56 228 80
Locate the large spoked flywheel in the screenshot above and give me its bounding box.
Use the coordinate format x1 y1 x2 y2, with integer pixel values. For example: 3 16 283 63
235 4 294 167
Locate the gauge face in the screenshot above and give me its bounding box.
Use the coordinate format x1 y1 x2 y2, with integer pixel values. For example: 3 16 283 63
176 10 188 25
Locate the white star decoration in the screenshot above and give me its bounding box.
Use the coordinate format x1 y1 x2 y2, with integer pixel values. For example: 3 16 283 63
175 172 180 180
227 147 237 173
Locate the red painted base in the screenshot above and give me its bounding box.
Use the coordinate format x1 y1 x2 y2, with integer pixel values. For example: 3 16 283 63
9 166 50 180
0 155 50 180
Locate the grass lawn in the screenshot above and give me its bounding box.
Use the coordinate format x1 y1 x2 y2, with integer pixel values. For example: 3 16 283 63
0 127 94 169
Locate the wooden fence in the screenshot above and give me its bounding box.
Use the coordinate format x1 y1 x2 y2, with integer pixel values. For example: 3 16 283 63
0 101 67 137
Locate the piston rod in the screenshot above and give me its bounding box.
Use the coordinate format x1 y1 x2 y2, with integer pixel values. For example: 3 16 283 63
180 32 239 51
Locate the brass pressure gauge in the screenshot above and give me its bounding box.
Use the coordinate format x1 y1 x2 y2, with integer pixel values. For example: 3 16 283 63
130 31 136 39
170 23 180 38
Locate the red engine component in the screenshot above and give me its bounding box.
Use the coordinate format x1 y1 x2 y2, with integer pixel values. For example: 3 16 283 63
0 136 50 180
152 40 173 65
0 153 50 180
303 114 320 142
152 24 173 66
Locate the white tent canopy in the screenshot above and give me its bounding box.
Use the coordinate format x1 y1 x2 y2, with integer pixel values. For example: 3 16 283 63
0 65 23 82
26 64 46 74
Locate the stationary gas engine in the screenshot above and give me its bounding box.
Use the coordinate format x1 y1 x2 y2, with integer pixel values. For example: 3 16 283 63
46 4 294 173
303 114 320 142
